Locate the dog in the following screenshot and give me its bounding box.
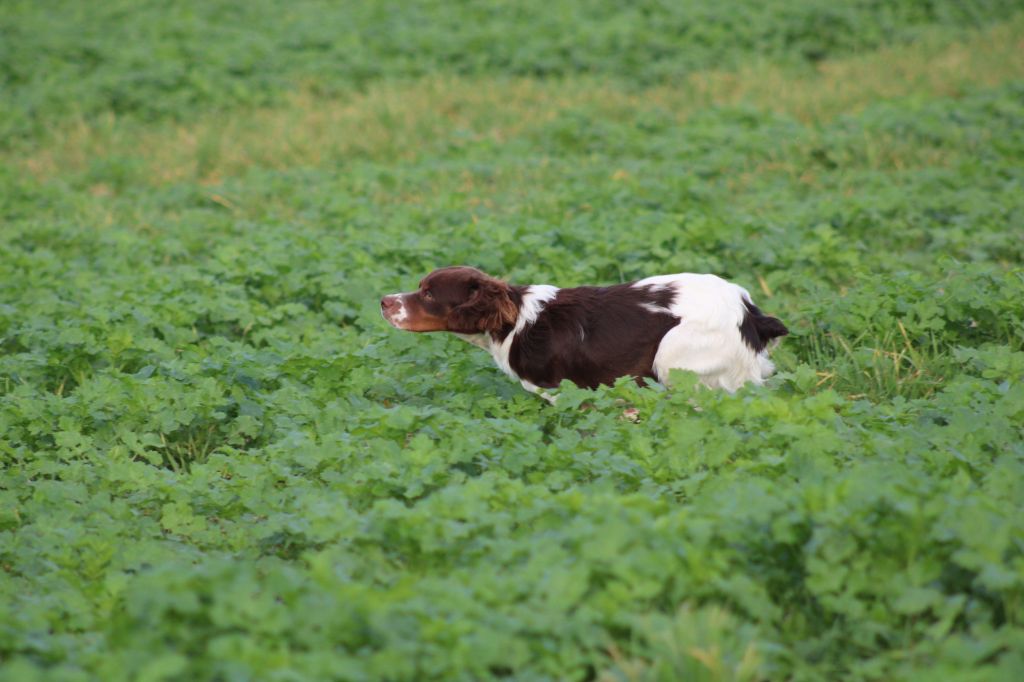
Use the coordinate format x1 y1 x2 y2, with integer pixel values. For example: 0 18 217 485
381 266 787 396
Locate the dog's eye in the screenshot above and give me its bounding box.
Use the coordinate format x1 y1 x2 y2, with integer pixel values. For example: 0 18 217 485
422 290 434 301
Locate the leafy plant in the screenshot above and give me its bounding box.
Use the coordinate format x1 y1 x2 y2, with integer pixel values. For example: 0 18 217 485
1 4 1023 681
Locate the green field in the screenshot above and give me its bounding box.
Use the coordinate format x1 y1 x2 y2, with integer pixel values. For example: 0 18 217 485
2 1 1024 680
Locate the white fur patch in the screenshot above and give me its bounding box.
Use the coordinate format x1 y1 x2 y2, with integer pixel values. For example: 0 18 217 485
519 378 558 404
485 284 558 379
638 273 772 391
639 302 672 315
634 282 674 315
382 293 408 328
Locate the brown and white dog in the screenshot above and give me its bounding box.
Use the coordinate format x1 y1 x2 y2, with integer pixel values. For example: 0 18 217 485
381 266 787 395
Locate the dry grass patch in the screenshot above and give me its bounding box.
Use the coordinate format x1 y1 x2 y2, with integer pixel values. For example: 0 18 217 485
689 17 1024 120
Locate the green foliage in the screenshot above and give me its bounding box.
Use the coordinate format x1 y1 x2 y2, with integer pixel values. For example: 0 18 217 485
2 3 1024 681
2 0 1023 141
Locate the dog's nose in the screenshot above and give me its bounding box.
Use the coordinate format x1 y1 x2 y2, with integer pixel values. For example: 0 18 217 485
381 295 398 313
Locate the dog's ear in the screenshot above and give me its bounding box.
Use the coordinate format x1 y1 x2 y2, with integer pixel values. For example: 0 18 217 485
448 278 518 334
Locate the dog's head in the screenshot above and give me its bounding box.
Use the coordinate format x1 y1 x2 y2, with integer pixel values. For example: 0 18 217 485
381 266 519 334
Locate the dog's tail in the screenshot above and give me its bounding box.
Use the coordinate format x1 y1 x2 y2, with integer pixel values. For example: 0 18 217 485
739 299 788 353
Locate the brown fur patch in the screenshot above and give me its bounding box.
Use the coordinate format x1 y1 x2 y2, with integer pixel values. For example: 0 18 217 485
448 278 518 334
